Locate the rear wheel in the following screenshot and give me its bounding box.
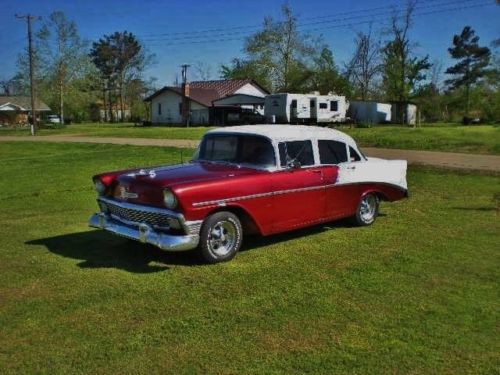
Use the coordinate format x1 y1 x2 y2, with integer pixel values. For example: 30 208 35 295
353 193 379 226
198 211 243 263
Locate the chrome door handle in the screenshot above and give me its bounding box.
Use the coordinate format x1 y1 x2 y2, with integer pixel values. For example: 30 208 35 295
347 166 356 170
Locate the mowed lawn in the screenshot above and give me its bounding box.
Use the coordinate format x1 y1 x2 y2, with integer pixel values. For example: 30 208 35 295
0 142 498 374
1 122 500 155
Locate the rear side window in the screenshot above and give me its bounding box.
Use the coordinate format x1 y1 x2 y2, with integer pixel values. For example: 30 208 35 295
318 140 348 164
330 101 338 111
278 140 314 167
349 146 362 162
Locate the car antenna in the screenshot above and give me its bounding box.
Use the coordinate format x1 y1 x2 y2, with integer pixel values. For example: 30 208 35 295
180 149 184 164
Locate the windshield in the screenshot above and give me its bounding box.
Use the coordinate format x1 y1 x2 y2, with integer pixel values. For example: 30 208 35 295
194 134 276 168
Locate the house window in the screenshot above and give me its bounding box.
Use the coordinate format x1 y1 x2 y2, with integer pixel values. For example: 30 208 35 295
330 101 338 112
318 140 348 164
278 140 314 167
179 102 183 115
319 103 328 109
157 103 162 115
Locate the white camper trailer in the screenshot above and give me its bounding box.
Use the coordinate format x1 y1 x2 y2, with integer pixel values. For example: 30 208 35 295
265 93 348 124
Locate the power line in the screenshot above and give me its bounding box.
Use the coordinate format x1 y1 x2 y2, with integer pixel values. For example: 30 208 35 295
140 0 477 41
143 1 494 47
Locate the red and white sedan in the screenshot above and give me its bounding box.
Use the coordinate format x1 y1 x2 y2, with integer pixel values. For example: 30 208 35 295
89 125 408 263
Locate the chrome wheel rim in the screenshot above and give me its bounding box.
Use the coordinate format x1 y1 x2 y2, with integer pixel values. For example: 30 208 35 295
360 195 377 223
208 220 237 257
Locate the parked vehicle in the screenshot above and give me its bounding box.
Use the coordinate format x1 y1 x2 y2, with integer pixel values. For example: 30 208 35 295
264 93 348 124
89 125 408 263
47 115 61 124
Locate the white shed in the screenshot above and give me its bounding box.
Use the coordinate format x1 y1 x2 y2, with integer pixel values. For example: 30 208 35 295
348 101 392 124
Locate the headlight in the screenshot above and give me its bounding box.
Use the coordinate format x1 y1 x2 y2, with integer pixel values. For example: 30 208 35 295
163 189 178 209
94 180 106 195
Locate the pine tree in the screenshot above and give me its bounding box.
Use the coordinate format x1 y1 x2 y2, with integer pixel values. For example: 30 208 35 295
445 26 491 117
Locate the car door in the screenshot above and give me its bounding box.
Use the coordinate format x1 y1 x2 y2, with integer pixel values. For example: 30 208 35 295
318 139 361 218
269 140 327 233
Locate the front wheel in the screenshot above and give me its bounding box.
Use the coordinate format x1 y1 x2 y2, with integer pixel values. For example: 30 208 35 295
353 193 379 226
198 211 243 263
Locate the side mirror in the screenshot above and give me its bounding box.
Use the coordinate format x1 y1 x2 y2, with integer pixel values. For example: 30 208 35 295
286 159 301 170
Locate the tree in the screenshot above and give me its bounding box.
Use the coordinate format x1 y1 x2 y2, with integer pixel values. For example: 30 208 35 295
346 27 382 100
310 47 351 95
90 31 150 122
194 61 213 81
231 5 322 92
445 26 491 117
220 58 271 90
382 1 431 111
36 11 88 125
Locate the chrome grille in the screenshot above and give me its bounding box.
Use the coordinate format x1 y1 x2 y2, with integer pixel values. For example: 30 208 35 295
103 200 172 229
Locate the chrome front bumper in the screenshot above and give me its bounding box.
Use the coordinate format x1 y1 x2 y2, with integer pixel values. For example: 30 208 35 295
89 211 200 252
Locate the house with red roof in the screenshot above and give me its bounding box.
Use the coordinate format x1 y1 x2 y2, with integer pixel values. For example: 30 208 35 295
144 79 269 126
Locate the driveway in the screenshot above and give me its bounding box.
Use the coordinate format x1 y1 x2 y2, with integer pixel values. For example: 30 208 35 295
1 135 499 173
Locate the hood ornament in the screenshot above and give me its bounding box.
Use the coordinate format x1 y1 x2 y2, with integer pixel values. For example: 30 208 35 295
127 169 156 179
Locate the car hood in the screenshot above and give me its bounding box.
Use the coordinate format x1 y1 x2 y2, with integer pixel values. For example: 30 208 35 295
112 162 260 207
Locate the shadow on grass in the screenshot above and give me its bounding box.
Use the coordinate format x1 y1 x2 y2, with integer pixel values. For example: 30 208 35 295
452 206 497 212
26 216 374 272
26 230 201 273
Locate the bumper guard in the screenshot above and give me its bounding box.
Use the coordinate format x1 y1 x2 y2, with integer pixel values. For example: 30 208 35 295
89 213 199 251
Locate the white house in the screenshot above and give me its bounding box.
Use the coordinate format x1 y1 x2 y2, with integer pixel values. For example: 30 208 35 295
145 79 269 125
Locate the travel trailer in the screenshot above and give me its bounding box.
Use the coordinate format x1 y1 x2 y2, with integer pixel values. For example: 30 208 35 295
264 93 348 124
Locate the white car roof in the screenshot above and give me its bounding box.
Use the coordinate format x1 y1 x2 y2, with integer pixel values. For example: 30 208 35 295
207 125 357 147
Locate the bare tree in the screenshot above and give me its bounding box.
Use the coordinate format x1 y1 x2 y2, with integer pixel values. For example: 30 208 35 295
382 0 430 122
37 11 88 125
346 26 382 100
194 61 212 81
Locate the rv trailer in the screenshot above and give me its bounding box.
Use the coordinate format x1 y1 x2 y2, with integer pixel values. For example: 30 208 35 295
265 93 348 124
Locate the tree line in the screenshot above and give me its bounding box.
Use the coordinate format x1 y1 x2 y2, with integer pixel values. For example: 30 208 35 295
2 11 156 125
1 1 498 124
222 2 498 123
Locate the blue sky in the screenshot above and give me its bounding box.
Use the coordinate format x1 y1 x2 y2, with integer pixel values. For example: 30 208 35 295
1 0 498 87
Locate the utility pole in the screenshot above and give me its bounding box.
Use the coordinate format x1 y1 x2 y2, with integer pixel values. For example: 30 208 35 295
16 14 40 136
181 64 190 127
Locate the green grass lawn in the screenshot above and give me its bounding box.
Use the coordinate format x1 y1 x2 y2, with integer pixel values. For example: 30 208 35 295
0 122 211 140
0 142 498 373
340 124 500 155
1 122 499 154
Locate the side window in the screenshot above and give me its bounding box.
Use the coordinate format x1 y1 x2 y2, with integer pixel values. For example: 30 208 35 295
278 140 314 167
319 102 328 109
349 146 362 162
318 140 348 164
291 99 297 108
157 103 162 115
330 101 338 112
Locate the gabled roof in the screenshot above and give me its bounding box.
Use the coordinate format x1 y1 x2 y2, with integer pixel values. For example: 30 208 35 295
169 87 220 107
0 96 51 111
189 79 269 96
144 79 269 106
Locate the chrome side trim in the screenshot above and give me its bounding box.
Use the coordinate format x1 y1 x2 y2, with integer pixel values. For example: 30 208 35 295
192 184 337 207
89 213 199 252
192 181 409 208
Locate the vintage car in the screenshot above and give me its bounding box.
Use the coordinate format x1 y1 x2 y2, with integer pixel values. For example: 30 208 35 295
89 125 408 263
